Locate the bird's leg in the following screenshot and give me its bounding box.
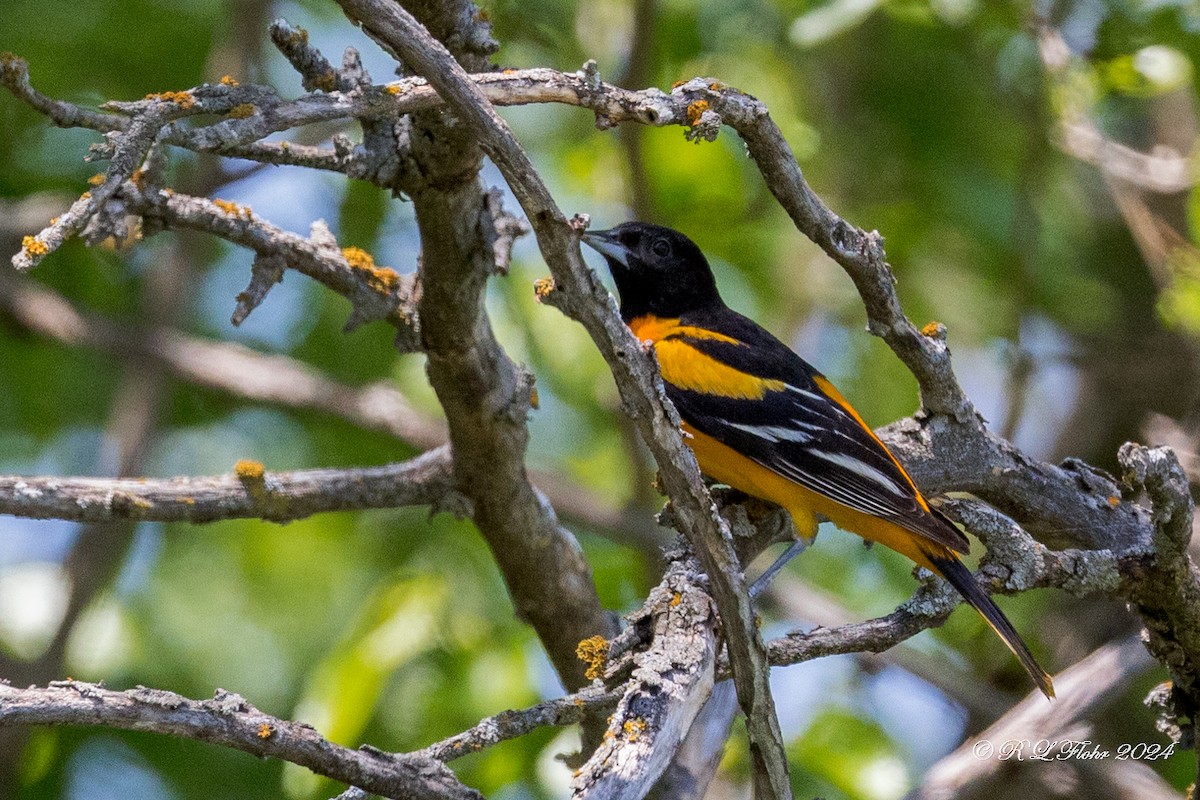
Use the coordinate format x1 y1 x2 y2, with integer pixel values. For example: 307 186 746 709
749 538 810 598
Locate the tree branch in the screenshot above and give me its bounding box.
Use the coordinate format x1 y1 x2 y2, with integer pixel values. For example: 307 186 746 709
122 185 421 344
570 557 719 798
0 682 480 800
0 446 461 524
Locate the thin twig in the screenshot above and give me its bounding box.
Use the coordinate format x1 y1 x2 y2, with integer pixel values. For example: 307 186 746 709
417 686 621 763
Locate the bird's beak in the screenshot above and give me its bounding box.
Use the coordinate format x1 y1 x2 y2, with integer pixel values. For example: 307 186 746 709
580 229 631 268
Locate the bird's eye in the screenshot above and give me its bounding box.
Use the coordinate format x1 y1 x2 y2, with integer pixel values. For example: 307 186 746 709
651 238 671 258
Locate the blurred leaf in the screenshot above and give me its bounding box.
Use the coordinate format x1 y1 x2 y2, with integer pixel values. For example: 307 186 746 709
285 573 449 798
792 708 910 800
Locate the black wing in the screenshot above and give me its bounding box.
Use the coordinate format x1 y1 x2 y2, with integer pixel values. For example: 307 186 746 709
666 307 969 553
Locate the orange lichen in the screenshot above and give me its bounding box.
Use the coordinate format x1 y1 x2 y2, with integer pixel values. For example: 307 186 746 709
219 74 240 86
21 236 48 256
256 723 273 739
87 172 106 187
213 198 252 219
130 169 146 188
670 79 688 90
144 90 196 109
342 246 377 270
529 385 539 410
49 216 60 225
708 80 727 91
576 635 609 681
234 459 265 481
669 592 682 607
622 718 647 742
921 320 943 337
533 276 556 301
343 247 400 295
1108 495 1121 507
686 100 710 127
227 103 256 119
384 83 402 95
80 191 92 200
502 68 517 75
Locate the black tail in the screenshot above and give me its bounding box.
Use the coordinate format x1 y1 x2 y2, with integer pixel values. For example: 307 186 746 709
926 549 1055 699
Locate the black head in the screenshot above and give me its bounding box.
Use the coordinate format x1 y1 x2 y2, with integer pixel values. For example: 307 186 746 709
581 222 723 321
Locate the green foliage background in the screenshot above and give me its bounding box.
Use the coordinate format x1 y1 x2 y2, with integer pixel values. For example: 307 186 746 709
2 1 1199 798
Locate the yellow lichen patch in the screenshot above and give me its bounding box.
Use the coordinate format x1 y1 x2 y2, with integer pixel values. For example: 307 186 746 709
669 592 682 607
708 80 727 91
219 74 240 86
921 320 943 337
576 635 609 681
234 459 265 481
227 103 256 119
686 100 710 127
130 169 146 188
622 718 647 742
49 216 60 225
80 191 92 200
502 68 517 75
144 90 196 109
1108 495 1121 507
343 247 401 295
87 172 106 187
256 723 273 739
670 79 688 90
366 266 400 294
21 236 48 256
384 83 402 95
342 246 376 270
529 385 540 410
533 276 556 301
213 198 252 219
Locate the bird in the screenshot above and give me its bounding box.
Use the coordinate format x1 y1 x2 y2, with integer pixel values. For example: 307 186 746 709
581 221 1054 699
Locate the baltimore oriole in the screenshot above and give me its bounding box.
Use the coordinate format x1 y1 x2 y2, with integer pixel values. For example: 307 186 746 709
582 221 1054 699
